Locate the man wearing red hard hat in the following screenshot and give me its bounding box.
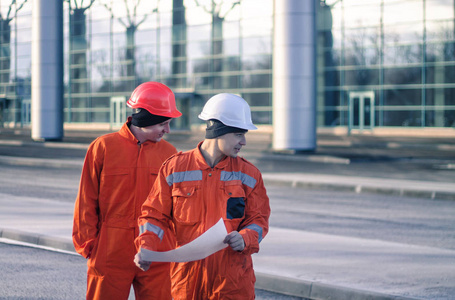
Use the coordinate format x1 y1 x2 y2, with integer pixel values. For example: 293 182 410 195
73 82 181 300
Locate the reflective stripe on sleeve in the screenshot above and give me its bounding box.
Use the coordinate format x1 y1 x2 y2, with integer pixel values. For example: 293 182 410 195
166 170 203 186
139 222 164 241
220 171 257 189
244 224 263 243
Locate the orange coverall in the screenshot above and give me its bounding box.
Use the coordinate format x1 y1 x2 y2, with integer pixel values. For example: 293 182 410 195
135 142 271 300
73 118 176 300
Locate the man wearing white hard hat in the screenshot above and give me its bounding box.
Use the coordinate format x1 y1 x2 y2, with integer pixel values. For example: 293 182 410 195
134 93 271 299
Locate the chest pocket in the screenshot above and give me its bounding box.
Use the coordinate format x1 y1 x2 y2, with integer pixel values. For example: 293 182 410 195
99 167 131 204
172 185 201 224
224 185 246 220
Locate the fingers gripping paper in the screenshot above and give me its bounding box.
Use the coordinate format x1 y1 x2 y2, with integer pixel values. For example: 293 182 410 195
140 218 228 262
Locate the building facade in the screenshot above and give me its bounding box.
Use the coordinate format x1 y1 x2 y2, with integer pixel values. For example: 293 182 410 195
0 0 454 133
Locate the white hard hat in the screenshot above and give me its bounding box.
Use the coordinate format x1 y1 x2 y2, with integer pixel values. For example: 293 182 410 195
198 93 257 130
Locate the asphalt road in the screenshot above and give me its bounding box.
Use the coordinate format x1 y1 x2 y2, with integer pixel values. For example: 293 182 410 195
0 241 305 300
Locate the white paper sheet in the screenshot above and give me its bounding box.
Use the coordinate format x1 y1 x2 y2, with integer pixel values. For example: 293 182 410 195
140 218 228 262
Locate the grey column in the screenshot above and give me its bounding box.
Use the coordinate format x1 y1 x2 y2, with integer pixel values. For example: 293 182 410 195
31 0 64 141
272 0 317 151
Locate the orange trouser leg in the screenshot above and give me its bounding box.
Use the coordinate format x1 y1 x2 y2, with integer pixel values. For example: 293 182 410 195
132 262 172 300
86 266 133 300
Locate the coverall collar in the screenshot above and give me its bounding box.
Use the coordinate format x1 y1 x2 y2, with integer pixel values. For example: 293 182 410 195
120 117 161 146
118 117 138 144
195 141 230 170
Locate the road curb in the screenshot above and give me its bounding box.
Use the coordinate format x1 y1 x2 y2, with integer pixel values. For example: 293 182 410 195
0 228 75 253
262 178 455 201
0 155 83 169
255 273 422 300
0 228 422 300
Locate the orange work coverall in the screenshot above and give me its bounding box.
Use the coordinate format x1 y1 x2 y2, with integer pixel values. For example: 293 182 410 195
73 118 176 300
135 142 271 300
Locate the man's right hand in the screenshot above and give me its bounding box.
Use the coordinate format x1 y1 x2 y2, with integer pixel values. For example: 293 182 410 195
134 252 152 271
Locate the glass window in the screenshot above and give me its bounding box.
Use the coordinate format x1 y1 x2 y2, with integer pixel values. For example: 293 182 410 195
383 89 421 106
242 54 272 70
342 2 382 28
241 0 273 19
323 69 341 87
16 43 31 57
244 92 271 107
384 67 421 85
187 41 210 58
136 59 158 79
444 109 455 126
344 27 381 50
16 65 31 78
383 1 423 25
16 28 31 43
91 18 111 35
91 35 111 51
187 24 211 42
384 23 423 44
326 3 342 31
223 20 240 39
383 45 422 65
241 17 272 38
136 29 158 46
211 74 241 89
426 20 454 42
425 64 455 84
425 42 455 62
344 47 381 66
242 73 271 88
223 38 240 56
184 1 213 26
190 58 210 73
324 48 341 66
425 87 455 106
444 88 455 105
223 56 241 71
242 36 271 55
382 110 422 127
251 110 272 125
425 0 454 21
344 68 379 86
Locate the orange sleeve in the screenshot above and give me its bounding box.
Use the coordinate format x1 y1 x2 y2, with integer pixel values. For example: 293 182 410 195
72 140 103 258
135 161 174 252
239 172 270 256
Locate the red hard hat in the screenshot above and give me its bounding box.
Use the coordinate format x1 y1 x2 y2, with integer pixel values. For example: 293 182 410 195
127 82 182 118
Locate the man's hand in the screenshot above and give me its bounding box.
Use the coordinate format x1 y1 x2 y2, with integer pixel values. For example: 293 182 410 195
223 231 245 252
134 252 152 271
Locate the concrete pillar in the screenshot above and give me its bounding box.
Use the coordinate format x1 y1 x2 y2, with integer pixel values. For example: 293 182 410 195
273 0 317 152
31 0 64 141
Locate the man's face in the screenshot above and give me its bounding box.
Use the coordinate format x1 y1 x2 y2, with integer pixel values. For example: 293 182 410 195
140 119 172 142
217 132 247 158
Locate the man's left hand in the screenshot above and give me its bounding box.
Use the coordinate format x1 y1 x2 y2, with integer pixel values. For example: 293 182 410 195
223 231 245 252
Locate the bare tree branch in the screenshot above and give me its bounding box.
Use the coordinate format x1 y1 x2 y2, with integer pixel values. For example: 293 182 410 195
219 0 239 19
123 0 133 26
193 0 240 19
194 0 212 14
136 15 148 28
68 0 95 12
3 0 29 21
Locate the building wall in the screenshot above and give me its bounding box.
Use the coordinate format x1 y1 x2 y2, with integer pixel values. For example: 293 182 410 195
1 0 454 130
319 0 455 129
